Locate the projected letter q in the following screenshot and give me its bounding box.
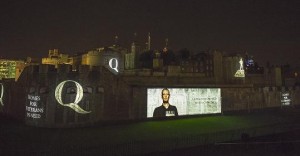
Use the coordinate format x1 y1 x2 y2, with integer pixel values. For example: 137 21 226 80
0 83 3 106
109 58 119 72
55 80 91 114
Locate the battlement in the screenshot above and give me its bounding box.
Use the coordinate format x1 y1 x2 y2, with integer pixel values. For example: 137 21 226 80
2 64 299 128
27 64 106 74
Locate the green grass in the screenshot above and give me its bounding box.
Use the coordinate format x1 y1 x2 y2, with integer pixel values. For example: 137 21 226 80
1 112 298 155
7 114 286 145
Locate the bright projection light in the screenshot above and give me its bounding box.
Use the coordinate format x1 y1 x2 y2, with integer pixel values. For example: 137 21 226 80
0 83 3 106
147 88 221 117
109 58 118 72
55 80 91 114
234 58 245 77
281 92 291 106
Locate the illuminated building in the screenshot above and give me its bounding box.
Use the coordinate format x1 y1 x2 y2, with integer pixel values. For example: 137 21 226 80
163 38 168 53
146 32 151 51
125 40 143 69
81 49 102 66
125 33 150 70
223 54 244 83
103 45 127 73
3 62 296 127
70 52 84 71
80 44 127 73
2 37 300 128
41 49 71 68
179 51 214 76
0 59 25 81
26 57 41 65
152 50 163 70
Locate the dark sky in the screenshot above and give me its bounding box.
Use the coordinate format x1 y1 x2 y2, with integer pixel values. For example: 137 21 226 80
0 0 299 66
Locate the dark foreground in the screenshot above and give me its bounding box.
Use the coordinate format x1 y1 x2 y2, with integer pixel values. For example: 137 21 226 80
144 130 300 156
1 109 300 156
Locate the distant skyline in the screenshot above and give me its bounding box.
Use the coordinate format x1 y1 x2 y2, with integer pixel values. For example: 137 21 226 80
0 0 299 66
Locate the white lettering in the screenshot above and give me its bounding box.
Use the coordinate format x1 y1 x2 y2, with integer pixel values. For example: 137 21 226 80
27 94 43 119
29 113 41 119
30 101 37 107
109 58 119 72
26 106 44 113
55 80 91 114
27 95 41 101
281 92 291 106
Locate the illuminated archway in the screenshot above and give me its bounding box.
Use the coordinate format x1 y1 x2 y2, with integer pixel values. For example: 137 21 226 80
55 80 91 114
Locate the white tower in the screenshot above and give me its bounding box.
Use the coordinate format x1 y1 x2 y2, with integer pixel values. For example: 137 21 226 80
163 38 169 52
147 32 151 50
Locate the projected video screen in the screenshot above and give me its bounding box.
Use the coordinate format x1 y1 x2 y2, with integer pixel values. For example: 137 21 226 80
147 88 221 118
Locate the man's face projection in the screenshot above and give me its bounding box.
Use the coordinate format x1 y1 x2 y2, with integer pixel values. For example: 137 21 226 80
162 89 170 103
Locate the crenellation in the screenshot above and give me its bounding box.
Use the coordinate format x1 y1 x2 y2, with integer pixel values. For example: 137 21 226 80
1 49 300 127
57 64 71 73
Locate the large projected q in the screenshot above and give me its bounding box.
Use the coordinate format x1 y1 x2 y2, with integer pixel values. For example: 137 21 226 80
109 58 119 72
147 88 221 118
55 80 91 114
0 83 3 106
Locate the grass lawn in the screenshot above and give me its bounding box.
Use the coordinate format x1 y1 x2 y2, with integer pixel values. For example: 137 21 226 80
1 110 299 155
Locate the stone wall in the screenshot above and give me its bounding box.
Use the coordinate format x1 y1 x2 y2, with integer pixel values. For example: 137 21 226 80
128 85 300 119
3 64 132 127
1 65 300 127
221 86 300 112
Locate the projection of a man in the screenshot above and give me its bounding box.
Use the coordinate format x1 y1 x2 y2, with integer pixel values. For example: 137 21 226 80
153 88 178 117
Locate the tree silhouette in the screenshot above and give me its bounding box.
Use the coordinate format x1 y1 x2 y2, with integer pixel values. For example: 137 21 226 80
178 48 190 60
139 50 153 68
161 50 176 66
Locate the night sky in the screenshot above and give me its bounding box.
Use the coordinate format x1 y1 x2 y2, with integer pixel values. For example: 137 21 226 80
1 0 299 66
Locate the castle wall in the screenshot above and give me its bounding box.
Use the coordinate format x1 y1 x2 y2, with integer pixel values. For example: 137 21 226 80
128 85 300 119
0 80 14 116
1 65 300 127
7 64 132 127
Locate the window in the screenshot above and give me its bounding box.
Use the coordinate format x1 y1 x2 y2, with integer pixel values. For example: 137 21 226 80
39 87 48 94
83 87 93 94
67 87 77 94
97 87 104 93
29 87 35 93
